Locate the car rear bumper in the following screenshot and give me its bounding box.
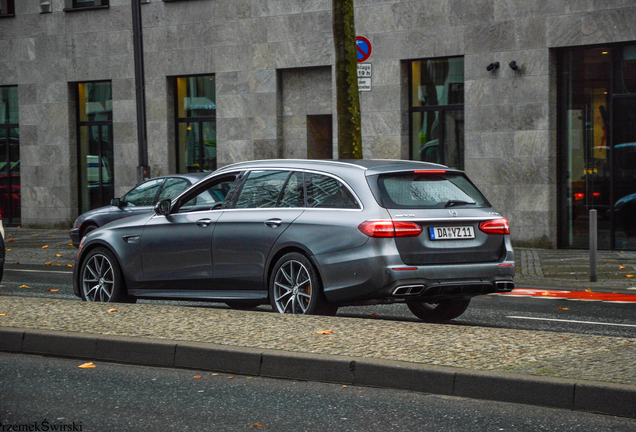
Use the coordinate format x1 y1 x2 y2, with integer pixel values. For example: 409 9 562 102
316 237 515 304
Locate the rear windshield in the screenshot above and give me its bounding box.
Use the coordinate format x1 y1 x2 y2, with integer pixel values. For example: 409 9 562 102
376 172 489 209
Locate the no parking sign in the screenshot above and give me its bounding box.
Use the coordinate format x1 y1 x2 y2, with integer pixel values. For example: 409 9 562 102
356 36 372 63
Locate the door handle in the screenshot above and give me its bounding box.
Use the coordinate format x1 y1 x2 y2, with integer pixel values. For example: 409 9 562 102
196 218 212 227
264 218 282 228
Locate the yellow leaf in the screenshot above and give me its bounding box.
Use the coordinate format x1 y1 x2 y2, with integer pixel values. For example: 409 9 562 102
558 307 569 310
316 329 333 335
45 262 52 265
42 245 49 249
8 238 14 242
343 385 347 388
68 243 74 247
625 275 634 278
194 376 202 379
56 254 63 257
19 285 29 289
77 362 95 369
5 249 11 251
370 313 378 317
251 424 266 428
619 266 626 269
56 264 61 266
107 308 118 313
209 373 219 376
47 289 59 292
0 313 6 316
66 264 73 268
228 376 234 379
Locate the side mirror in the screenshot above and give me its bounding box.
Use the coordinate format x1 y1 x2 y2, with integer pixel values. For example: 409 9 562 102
110 198 122 207
154 199 172 216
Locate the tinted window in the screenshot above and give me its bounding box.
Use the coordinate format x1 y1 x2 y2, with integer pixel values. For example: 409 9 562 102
123 179 163 207
377 172 487 209
177 175 236 213
278 172 304 208
305 173 359 209
157 178 190 202
235 171 289 209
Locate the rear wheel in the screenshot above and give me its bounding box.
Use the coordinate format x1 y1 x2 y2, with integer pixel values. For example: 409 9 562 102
80 247 133 303
269 252 334 315
407 299 471 323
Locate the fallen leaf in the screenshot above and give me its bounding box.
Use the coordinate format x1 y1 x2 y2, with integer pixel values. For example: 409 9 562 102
56 264 61 266
194 376 202 379
250 424 266 428
316 329 333 335
68 243 74 247
45 262 52 265
228 376 234 379
518 350 529 354
370 313 378 317
19 285 29 289
47 289 59 292
0 313 6 317
66 264 73 268
619 266 626 269
49 235 55 237
5 249 10 251
558 307 569 310
247 377 252 379
343 385 347 388
42 245 49 249
107 308 117 313
209 373 219 376
8 238 13 243
625 275 634 278
16 226 20 228
77 362 95 369
56 254 63 257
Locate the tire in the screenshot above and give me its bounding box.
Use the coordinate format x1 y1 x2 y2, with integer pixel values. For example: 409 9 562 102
79 247 133 303
407 299 471 323
269 252 333 315
82 223 98 239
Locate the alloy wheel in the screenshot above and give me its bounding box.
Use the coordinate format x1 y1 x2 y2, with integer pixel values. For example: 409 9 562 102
273 260 312 314
82 253 115 302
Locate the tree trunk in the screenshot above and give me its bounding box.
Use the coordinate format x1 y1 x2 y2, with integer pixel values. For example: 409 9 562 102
333 0 362 159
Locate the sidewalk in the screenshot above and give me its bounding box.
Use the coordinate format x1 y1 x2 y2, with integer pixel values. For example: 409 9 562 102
1 227 635 418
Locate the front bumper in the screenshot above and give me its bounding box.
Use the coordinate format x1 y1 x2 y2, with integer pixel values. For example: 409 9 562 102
69 227 80 247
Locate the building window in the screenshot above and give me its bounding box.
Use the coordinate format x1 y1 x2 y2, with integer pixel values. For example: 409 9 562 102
0 86 20 225
0 0 15 17
64 0 109 11
558 44 636 250
175 75 216 173
77 81 114 214
409 57 464 169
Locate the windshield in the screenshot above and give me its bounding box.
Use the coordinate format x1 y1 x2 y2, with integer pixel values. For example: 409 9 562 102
375 172 489 209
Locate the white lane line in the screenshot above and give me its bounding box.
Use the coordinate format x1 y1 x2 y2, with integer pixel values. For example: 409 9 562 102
507 316 636 328
5 269 72 275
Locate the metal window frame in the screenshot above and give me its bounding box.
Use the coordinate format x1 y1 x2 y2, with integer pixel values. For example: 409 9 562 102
0 0 15 16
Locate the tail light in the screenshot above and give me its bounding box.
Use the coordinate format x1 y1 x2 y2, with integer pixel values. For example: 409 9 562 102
479 218 510 235
358 220 423 238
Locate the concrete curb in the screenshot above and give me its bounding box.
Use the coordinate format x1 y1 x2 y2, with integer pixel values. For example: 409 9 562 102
2 327 635 419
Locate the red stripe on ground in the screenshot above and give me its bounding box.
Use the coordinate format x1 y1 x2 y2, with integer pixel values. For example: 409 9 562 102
501 288 636 302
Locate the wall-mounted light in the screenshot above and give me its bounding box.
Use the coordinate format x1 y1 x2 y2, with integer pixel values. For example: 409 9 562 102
509 61 519 71
486 62 500 72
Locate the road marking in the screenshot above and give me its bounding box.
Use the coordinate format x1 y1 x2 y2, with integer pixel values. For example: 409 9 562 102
507 316 636 328
499 288 636 302
5 268 72 275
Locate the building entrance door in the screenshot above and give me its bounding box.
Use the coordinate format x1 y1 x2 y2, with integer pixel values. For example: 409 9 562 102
0 126 19 225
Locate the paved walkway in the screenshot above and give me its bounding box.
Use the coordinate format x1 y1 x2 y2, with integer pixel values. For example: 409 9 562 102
1 227 635 418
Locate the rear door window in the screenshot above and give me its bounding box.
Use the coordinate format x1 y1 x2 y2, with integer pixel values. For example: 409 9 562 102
235 170 290 209
376 172 488 209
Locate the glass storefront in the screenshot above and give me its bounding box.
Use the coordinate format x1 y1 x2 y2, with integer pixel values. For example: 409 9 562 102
77 82 114 214
558 45 636 250
0 85 20 225
409 57 464 169
175 75 216 173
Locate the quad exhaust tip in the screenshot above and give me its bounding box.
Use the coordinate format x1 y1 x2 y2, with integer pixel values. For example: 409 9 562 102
495 281 515 291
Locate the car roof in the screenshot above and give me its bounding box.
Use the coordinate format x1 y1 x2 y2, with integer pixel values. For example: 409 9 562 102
215 159 455 176
143 172 209 184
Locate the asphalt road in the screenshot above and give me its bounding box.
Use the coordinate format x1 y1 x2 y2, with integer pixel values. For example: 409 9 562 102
2 264 636 338
1 353 635 432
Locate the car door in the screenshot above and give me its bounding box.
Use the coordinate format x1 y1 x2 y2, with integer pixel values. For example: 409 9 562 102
212 170 304 291
137 173 238 292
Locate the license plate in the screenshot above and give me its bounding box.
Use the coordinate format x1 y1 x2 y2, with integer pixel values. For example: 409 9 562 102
429 226 475 240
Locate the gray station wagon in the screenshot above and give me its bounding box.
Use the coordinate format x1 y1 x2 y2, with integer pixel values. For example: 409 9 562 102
73 159 515 322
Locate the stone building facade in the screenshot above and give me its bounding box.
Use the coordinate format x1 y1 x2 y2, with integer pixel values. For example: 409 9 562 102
1 0 636 250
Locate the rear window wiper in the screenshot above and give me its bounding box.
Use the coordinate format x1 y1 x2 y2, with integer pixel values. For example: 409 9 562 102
445 200 476 208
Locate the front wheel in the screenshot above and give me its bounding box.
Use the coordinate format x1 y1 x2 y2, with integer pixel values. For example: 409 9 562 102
407 299 471 323
269 252 334 315
80 247 133 303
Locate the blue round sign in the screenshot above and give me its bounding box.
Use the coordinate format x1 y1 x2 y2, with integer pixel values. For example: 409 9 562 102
356 36 372 63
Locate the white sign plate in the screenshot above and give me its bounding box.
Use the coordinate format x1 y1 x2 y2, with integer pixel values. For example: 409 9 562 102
358 77 372 92
357 63 372 78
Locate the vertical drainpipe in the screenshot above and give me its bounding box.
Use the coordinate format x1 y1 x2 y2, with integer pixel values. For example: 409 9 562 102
132 0 150 183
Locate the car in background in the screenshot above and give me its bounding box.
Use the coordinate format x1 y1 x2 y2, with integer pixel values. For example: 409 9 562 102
73 159 515 322
69 173 207 247
0 209 4 283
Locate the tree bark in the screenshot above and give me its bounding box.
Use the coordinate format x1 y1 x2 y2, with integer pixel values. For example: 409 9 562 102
333 0 362 159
